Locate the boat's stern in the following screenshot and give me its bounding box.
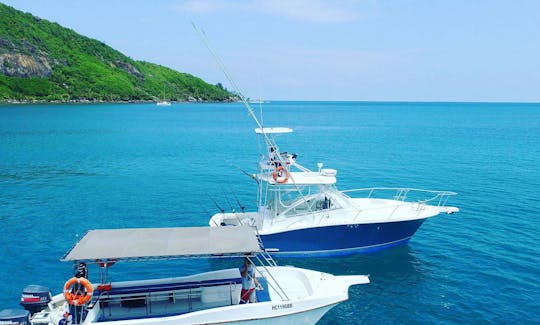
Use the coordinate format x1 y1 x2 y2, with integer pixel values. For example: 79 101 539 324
28 293 70 325
209 213 225 227
209 212 260 227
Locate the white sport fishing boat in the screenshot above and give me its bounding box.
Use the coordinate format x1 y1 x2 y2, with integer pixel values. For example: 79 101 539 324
209 115 459 257
2 226 369 325
195 23 459 257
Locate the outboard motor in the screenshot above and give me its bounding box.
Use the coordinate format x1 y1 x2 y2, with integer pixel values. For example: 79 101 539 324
0 309 30 325
20 284 51 314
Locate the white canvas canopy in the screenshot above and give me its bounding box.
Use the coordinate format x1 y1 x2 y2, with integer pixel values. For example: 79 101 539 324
61 226 261 262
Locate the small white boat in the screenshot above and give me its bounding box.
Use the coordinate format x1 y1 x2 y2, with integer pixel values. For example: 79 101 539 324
156 100 171 106
249 99 265 104
156 84 171 106
5 226 369 325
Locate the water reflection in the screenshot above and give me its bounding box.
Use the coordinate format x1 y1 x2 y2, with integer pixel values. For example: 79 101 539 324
284 246 430 325
277 245 425 281
201 245 428 287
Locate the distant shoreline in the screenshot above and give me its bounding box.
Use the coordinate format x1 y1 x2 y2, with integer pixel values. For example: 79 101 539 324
0 98 238 105
2 99 539 105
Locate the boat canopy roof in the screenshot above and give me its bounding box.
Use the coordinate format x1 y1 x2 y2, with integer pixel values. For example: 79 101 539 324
255 127 293 134
61 226 262 263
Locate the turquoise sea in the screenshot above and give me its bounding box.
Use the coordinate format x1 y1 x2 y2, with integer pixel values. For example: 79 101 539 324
0 101 539 324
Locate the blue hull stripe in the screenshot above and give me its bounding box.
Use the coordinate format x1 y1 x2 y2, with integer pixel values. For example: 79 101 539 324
260 219 425 257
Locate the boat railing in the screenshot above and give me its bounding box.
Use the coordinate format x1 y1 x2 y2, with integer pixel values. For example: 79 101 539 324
91 279 241 321
340 188 457 206
253 255 289 302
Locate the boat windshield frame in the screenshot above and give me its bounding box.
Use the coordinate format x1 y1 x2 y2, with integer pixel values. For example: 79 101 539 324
266 184 343 218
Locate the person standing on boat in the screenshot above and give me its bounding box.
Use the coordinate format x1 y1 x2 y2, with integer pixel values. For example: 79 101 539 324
239 257 262 304
70 262 88 324
269 147 281 167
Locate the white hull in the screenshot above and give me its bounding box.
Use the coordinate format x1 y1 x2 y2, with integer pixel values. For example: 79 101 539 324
29 267 368 325
88 301 337 325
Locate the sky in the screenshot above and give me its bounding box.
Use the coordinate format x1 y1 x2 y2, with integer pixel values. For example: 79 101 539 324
2 0 540 102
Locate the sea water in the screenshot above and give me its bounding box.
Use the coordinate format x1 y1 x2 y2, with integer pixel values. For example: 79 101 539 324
0 101 539 324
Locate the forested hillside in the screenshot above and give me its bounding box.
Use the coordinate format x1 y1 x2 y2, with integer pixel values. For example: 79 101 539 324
0 3 234 102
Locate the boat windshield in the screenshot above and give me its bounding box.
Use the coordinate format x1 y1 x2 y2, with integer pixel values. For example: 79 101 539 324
267 185 341 217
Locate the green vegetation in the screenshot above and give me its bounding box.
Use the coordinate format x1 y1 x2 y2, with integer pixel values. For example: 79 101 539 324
0 3 234 102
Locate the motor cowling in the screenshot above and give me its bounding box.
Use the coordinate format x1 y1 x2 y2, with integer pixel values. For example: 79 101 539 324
0 309 30 325
20 284 51 314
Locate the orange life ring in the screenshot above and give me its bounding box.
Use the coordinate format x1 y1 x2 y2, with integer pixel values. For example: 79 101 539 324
63 277 93 306
272 166 289 184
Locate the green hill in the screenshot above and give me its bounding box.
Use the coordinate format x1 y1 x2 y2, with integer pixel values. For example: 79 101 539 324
0 3 234 102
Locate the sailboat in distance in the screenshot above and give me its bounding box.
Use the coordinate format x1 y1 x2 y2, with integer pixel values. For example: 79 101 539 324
156 83 171 106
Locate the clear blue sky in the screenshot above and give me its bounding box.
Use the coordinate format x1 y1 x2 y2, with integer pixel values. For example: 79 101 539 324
3 0 539 102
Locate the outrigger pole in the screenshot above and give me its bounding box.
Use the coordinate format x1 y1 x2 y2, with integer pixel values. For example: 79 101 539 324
191 23 278 151
193 23 308 215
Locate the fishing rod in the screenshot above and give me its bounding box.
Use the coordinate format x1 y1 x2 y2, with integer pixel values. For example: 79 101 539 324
222 189 236 213
225 161 259 184
206 193 225 213
232 191 246 213
199 203 220 227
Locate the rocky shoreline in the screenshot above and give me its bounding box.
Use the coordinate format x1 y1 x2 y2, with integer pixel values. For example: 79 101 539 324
1 96 239 105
